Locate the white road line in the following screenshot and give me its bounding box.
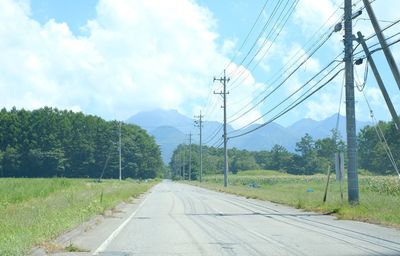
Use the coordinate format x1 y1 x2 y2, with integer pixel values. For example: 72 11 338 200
93 191 152 255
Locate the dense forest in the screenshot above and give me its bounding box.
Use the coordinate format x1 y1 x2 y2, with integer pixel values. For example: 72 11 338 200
0 107 163 179
170 119 399 178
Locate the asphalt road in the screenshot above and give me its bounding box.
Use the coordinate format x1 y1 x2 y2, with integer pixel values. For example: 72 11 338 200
92 180 400 256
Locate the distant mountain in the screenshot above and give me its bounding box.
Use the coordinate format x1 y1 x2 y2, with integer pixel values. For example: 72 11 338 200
127 109 371 164
127 109 193 132
149 126 186 163
229 123 297 151
288 114 370 142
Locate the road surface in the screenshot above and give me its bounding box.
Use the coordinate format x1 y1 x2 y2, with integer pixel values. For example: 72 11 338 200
32 180 398 256
86 180 400 256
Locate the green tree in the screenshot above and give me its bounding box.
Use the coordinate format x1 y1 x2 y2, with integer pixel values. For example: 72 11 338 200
269 145 293 171
0 107 162 179
295 133 322 174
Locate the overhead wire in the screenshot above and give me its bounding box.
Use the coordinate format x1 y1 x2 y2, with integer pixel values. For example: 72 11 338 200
202 1 274 141
203 125 223 145
230 23 400 140
228 31 337 124
335 73 346 134
207 0 342 139
226 0 343 111
205 0 395 146
227 0 285 79
228 0 300 92
229 67 344 139
361 91 400 178
230 61 343 135
223 0 271 72
228 0 293 87
227 6 345 123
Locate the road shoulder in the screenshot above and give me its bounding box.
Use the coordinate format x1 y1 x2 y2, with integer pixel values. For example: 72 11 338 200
30 189 153 256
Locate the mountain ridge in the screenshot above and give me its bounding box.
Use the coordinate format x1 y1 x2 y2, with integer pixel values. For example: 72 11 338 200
126 109 371 163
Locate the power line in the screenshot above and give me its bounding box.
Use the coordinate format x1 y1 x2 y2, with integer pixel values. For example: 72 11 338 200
356 31 400 130
228 0 300 91
224 0 271 72
226 4 342 113
228 0 294 87
353 18 400 57
228 0 285 80
227 1 344 121
230 62 343 134
361 91 400 178
229 68 344 139
203 124 223 145
228 31 336 124
211 137 223 148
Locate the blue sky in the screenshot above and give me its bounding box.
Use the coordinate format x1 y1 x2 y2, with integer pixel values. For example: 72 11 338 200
1 0 399 129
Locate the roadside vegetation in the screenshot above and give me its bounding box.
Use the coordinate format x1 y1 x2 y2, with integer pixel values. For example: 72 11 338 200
170 119 399 178
0 107 163 179
0 178 158 256
188 170 400 228
171 118 400 226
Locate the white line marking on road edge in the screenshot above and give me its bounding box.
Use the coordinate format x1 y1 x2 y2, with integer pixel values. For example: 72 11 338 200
93 191 152 255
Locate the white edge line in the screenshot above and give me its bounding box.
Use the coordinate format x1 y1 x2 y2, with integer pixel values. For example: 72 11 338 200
93 191 151 255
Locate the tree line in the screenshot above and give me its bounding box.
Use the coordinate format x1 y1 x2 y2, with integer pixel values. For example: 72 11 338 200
0 107 163 179
358 119 399 174
169 119 399 178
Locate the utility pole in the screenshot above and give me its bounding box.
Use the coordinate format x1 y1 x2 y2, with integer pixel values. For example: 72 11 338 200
195 111 204 182
357 32 400 130
180 152 183 179
188 133 192 181
119 121 122 181
214 70 230 187
363 0 400 91
183 146 186 180
344 0 359 204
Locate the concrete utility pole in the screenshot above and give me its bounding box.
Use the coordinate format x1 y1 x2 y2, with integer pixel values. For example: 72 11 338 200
357 32 400 130
183 146 186 180
188 133 192 181
344 0 359 204
363 0 400 91
195 111 204 182
119 121 122 181
180 152 184 179
214 70 230 187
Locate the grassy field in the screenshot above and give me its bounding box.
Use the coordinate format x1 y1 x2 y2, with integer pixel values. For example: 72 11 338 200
0 178 158 256
189 170 400 228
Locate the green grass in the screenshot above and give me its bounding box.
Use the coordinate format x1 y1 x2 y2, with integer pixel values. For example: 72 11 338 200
188 172 400 228
235 169 287 176
0 178 158 256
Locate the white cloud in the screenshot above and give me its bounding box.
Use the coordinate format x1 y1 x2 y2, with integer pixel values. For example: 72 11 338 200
365 87 383 106
221 39 236 56
305 91 344 120
294 0 338 32
3 0 398 129
0 0 231 121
